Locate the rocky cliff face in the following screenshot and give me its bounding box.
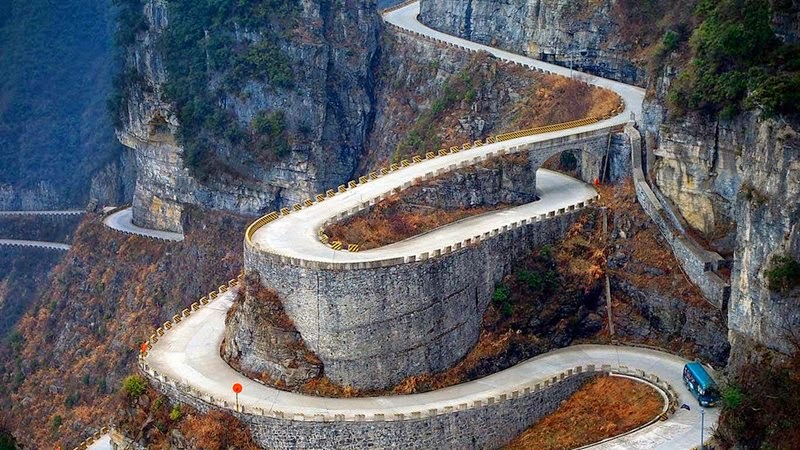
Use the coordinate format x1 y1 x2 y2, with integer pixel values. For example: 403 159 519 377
118 0 381 232
641 8 800 362
727 117 800 361
0 0 130 210
418 0 661 86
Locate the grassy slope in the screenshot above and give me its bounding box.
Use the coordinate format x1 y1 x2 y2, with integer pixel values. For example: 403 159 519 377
0 208 249 448
506 376 664 450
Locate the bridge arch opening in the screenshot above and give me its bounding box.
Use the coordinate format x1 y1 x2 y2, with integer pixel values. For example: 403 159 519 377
532 145 605 187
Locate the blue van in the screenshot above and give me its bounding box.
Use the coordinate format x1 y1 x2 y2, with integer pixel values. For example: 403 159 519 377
683 362 720 407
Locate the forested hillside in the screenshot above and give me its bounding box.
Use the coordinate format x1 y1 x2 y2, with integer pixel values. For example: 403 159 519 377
0 0 127 209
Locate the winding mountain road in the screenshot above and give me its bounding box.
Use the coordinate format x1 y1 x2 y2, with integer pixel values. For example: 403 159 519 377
144 290 718 450
0 239 71 251
141 2 719 449
103 208 184 242
249 2 645 264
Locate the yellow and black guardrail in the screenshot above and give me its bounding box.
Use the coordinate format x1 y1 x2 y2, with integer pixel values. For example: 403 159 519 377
244 96 624 253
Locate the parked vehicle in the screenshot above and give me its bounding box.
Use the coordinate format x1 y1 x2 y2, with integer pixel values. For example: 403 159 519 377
683 362 720 407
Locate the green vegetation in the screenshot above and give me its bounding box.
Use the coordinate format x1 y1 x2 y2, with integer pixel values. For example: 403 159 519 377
49 415 62 434
0 430 16 450
721 384 743 409
122 375 147 398
157 0 299 178
492 285 513 317
250 111 290 160
765 254 800 293
169 404 183 421
717 353 800 448
668 0 800 118
661 30 681 53
394 68 480 160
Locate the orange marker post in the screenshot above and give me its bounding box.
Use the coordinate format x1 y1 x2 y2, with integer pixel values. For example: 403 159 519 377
232 382 243 411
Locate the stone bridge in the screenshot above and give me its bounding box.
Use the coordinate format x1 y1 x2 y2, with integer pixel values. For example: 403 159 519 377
518 125 618 188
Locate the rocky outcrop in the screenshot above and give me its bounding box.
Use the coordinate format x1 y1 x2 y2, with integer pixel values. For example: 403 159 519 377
222 273 322 388
404 154 538 209
365 29 538 169
418 0 647 86
643 40 799 362
118 0 381 232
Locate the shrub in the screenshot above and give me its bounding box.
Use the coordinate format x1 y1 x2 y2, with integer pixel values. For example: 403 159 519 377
50 415 62 434
492 285 511 304
667 0 800 117
518 270 544 291
662 30 680 53
169 405 183 421
122 375 147 398
250 110 290 159
722 384 743 409
765 254 800 293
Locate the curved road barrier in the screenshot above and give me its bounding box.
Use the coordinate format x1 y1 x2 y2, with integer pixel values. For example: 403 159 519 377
0 239 71 251
103 208 184 242
71 427 110 450
141 285 718 449
0 210 84 216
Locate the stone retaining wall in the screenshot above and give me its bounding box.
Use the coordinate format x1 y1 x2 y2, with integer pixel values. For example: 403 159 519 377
148 370 594 449
243 208 587 389
141 359 676 450
626 123 730 309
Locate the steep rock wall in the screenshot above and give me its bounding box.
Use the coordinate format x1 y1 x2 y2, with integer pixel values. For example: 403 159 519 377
641 16 800 362
727 118 800 361
118 0 381 232
418 0 648 86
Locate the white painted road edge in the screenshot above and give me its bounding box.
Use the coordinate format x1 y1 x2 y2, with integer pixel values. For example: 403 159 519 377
144 290 719 449
103 208 184 242
0 239 71 251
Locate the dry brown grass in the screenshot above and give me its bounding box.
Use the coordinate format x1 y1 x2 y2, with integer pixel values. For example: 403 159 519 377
507 73 621 131
505 376 664 450
324 194 508 250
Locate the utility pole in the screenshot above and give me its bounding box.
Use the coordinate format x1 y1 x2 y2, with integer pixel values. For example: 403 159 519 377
700 408 705 450
602 207 615 337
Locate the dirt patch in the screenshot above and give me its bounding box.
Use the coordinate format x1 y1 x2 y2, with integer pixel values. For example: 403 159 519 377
324 195 509 251
505 375 664 450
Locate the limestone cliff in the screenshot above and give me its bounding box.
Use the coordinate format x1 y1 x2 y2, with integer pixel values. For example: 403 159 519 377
417 0 686 86
641 5 800 361
640 4 800 364
727 117 800 360
117 0 381 232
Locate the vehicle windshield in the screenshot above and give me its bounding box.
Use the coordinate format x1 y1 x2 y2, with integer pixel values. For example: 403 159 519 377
700 386 720 400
